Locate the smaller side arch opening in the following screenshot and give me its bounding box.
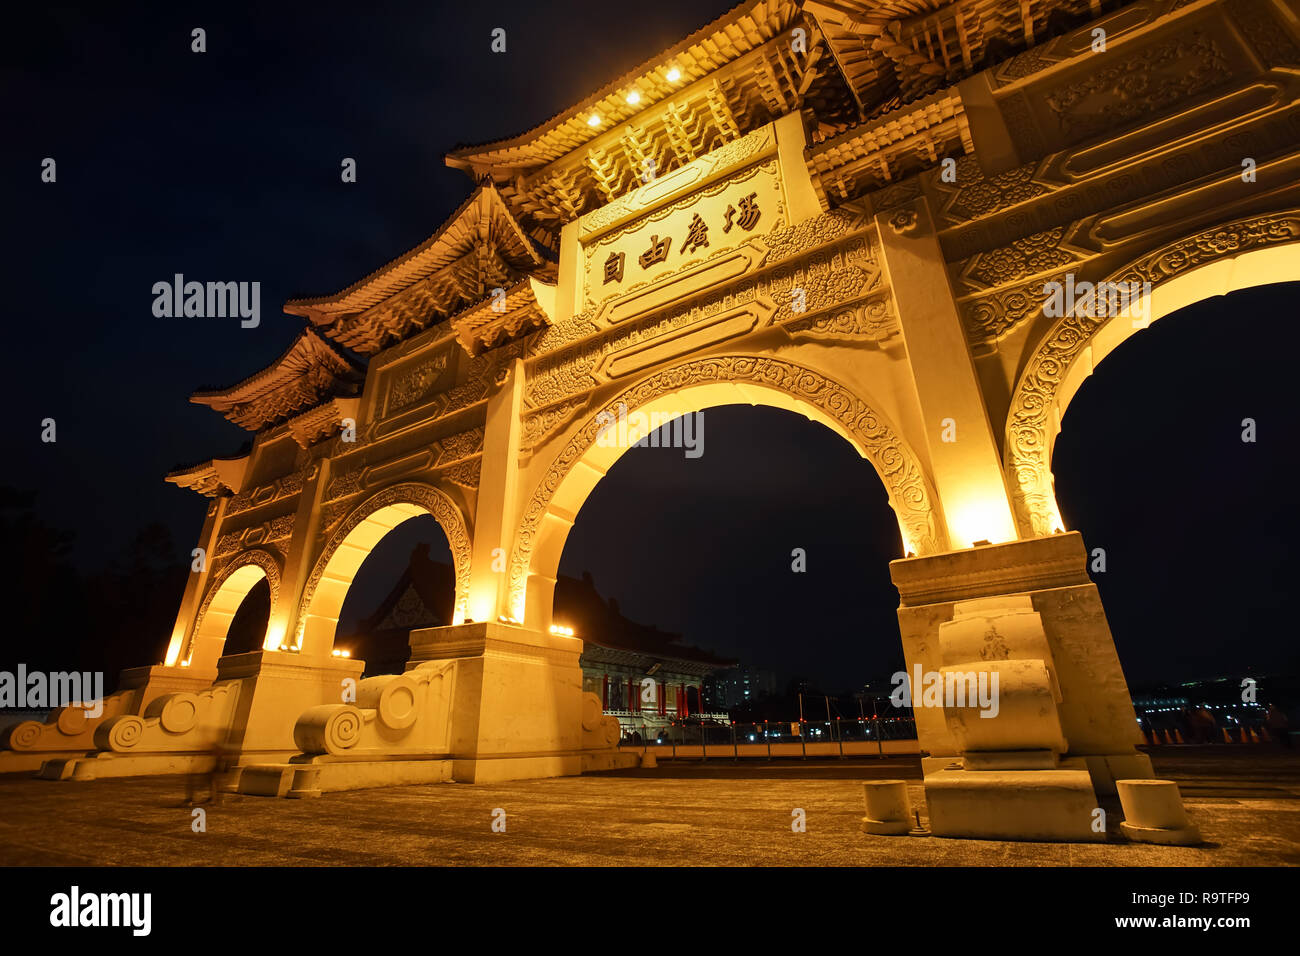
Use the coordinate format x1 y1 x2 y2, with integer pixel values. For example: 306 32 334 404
181 550 281 670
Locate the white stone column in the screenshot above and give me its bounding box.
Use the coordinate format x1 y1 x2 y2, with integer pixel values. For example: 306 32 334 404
875 199 1018 549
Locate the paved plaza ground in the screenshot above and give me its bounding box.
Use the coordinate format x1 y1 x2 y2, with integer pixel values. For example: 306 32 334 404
1 747 1297 866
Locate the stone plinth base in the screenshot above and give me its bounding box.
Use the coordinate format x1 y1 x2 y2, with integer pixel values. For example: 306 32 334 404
236 748 637 797
239 755 456 798
39 751 219 781
218 650 364 755
893 532 1150 841
925 768 1104 842
409 621 592 783
0 752 83 774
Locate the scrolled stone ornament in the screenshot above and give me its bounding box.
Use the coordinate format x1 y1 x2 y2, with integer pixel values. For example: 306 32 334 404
95 715 145 753
147 693 200 736
3 721 44 751
55 706 89 737
294 704 364 755
357 675 419 732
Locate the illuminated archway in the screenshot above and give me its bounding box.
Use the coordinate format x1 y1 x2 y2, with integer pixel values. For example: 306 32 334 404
295 483 472 655
1005 212 1300 536
509 354 945 627
175 549 282 670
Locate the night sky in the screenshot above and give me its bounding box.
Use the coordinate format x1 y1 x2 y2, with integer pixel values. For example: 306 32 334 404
4 2 1296 692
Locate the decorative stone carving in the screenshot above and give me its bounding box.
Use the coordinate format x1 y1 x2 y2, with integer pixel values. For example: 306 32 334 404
935 156 1053 225
510 354 945 620
324 468 363 502
784 293 899 346
440 459 481 488
960 267 1075 344
1228 0 1300 68
959 225 1085 291
1041 30 1232 142
525 227 882 409
436 426 485 464
1006 212 1300 535
521 398 588 452
886 209 919 235
386 351 451 415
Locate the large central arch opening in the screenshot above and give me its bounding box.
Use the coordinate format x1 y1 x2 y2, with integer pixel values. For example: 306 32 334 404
541 391 919 750
560 403 904 679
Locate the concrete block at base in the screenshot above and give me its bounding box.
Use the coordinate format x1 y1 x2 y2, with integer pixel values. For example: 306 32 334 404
238 766 294 797
39 752 217 781
1117 779 1201 845
287 767 322 799
1 752 79 775
241 757 457 796
924 768 1104 842
862 780 912 835
37 759 78 780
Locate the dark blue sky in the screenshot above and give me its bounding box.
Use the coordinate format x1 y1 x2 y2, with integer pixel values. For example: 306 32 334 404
4 1 1296 690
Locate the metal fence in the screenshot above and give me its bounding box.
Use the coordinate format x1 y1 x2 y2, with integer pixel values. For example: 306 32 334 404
617 717 920 758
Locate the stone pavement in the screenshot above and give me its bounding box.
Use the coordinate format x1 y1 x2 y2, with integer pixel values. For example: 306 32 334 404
1 749 1296 866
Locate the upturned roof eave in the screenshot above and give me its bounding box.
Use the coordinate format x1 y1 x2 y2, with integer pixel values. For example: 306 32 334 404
189 328 359 407
283 181 547 320
444 0 798 173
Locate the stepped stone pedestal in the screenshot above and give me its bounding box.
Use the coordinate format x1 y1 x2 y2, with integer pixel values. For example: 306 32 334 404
409 620 630 782
890 532 1160 841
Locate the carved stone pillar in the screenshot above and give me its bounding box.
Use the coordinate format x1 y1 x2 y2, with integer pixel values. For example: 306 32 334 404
408 621 590 783
891 531 1160 840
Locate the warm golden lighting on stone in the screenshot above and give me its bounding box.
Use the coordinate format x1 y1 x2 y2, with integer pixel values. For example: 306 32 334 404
11 0 1295 852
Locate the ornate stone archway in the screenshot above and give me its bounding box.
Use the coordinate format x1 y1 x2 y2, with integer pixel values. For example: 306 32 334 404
294 482 473 653
1005 211 1300 536
507 353 945 623
112 0 1300 828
